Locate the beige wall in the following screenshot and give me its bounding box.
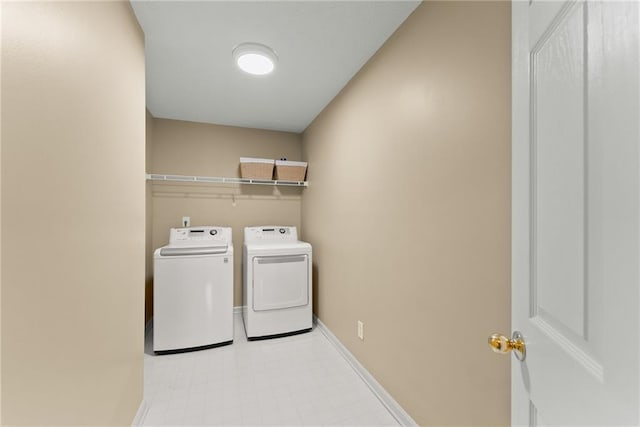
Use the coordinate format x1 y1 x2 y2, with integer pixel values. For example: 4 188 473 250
150 118 302 307
145 110 154 325
1 1 145 425
301 2 511 425
0 2 3 421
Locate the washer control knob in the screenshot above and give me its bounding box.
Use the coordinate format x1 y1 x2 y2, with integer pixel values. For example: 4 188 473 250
209 229 218 236
279 228 286 234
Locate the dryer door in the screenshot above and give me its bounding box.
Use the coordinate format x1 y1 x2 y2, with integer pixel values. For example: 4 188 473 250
252 254 309 311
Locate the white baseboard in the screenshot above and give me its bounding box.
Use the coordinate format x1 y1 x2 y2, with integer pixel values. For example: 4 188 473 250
313 315 417 427
136 319 153 426
131 398 150 426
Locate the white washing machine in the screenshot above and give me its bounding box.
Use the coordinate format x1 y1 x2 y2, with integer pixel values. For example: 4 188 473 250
154 226 233 353
243 226 312 339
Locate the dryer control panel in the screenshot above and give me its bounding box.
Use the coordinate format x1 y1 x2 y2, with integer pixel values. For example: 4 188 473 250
169 226 232 244
244 226 298 242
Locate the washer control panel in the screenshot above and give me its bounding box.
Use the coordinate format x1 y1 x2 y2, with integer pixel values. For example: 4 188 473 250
244 226 298 242
169 226 232 243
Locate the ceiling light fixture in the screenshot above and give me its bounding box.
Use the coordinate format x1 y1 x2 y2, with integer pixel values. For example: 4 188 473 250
232 42 278 76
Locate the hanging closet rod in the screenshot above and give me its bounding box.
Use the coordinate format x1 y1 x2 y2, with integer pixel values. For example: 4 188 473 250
146 174 308 187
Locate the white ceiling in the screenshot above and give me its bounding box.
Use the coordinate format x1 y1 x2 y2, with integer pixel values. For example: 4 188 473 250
131 1 420 133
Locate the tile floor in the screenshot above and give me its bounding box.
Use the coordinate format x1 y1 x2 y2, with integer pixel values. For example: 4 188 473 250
142 314 399 426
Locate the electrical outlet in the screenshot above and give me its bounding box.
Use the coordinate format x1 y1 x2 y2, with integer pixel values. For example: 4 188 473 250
182 216 190 227
357 321 364 341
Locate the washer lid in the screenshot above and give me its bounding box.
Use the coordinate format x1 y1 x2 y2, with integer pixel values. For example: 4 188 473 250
159 243 228 256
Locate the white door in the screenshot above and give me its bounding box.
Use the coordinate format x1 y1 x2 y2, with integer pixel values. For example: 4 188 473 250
511 1 640 425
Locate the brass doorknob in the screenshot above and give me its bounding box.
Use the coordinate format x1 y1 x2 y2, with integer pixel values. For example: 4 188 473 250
488 331 526 361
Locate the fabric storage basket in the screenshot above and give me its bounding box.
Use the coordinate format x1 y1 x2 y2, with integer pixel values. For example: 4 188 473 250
240 157 275 179
274 160 307 181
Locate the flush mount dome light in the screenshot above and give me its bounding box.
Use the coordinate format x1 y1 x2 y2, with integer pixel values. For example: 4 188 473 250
233 42 278 76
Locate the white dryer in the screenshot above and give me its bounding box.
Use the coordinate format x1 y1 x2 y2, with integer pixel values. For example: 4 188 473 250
243 226 312 339
154 226 233 353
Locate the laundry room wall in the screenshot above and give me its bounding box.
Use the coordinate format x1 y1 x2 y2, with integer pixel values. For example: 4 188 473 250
301 2 511 426
0 3 3 419
149 118 303 308
2 1 145 425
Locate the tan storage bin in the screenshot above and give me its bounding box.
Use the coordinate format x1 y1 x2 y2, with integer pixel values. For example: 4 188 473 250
274 160 307 181
240 157 275 180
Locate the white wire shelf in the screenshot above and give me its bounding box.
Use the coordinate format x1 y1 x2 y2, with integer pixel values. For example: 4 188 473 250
146 174 308 187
